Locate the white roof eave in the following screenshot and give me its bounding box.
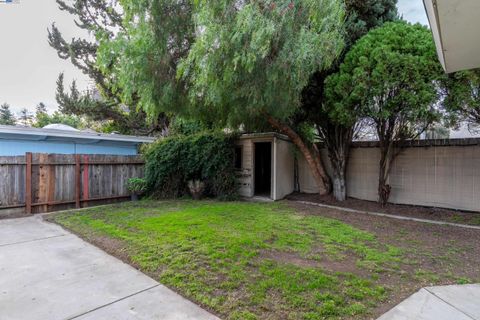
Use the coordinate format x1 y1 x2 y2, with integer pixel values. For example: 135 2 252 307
423 0 480 73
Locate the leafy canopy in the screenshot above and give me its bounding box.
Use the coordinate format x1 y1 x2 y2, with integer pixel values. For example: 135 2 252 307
98 0 344 127
97 0 195 120
178 0 345 125
49 0 168 136
325 21 444 135
33 111 84 129
443 69 480 130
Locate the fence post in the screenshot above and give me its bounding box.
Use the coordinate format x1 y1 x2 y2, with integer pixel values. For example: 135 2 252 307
25 152 32 214
75 154 81 208
82 155 89 207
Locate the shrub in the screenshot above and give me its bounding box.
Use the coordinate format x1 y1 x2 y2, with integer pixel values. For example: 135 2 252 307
144 132 238 199
126 177 147 195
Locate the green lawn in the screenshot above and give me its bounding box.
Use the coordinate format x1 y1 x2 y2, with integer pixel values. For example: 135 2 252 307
50 200 476 319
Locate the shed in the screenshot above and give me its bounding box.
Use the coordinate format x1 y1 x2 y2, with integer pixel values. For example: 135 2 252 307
235 132 295 201
0 125 155 156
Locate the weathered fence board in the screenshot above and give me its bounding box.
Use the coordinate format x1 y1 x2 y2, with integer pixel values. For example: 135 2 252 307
0 153 144 215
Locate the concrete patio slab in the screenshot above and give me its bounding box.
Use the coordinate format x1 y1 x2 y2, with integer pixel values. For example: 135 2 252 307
0 216 219 320
76 285 218 320
426 284 480 320
0 216 66 246
378 285 480 320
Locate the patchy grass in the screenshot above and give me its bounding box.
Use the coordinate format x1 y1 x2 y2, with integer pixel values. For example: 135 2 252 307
50 200 479 319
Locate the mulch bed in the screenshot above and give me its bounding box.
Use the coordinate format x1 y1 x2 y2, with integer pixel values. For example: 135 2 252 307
287 193 480 226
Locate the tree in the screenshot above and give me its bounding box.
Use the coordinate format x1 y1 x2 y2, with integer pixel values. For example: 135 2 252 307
0 103 16 125
443 69 480 132
176 0 345 194
301 0 398 201
48 0 168 135
33 110 83 129
326 21 444 205
19 108 33 126
36 102 48 115
98 1 344 194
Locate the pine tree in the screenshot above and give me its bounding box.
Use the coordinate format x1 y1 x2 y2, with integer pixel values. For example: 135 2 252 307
35 102 48 115
19 108 33 126
48 0 168 135
0 103 16 125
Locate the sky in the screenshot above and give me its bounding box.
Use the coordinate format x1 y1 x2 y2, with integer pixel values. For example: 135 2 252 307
0 0 429 115
0 0 90 114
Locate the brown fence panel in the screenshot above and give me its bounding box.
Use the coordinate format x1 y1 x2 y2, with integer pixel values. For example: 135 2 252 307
0 153 145 215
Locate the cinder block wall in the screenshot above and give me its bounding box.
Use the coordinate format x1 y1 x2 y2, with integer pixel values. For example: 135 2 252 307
299 142 480 212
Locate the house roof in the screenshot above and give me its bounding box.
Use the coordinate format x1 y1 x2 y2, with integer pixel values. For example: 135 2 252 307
0 125 156 144
423 0 480 73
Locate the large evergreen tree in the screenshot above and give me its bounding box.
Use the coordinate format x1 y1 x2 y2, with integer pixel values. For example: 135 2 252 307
300 0 399 201
48 0 168 135
326 21 444 205
0 103 16 126
99 0 345 194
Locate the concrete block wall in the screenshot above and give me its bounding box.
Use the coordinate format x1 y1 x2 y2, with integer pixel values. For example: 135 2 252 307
299 143 480 212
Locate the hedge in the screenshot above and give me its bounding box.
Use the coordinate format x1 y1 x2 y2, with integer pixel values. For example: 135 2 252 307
144 132 238 199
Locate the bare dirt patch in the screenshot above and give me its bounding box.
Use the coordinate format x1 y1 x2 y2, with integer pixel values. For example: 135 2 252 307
287 200 480 317
288 193 480 226
259 249 369 276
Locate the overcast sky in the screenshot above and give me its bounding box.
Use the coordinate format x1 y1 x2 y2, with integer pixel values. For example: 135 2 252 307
0 0 428 114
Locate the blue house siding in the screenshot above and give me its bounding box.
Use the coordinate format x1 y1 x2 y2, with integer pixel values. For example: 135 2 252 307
0 138 138 156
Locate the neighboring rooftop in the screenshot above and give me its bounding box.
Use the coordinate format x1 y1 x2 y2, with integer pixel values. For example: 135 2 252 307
0 125 155 144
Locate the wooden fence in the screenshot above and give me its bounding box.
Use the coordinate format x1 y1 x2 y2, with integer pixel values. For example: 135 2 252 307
0 153 145 215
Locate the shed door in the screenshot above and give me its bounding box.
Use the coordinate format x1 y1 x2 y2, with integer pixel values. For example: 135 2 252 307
254 142 271 197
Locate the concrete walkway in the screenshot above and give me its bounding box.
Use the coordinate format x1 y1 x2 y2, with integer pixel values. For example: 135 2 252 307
378 284 480 320
0 216 219 320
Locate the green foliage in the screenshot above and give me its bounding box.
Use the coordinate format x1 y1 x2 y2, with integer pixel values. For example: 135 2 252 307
0 103 16 125
96 0 194 121
144 132 237 199
178 0 345 125
326 21 443 132
443 69 480 130
33 110 84 129
344 0 399 48
49 1 168 136
97 0 344 127
168 117 206 136
326 21 444 203
126 177 147 194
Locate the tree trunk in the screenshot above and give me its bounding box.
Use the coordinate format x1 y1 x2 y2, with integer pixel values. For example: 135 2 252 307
320 124 353 202
266 116 331 194
332 166 347 201
378 144 392 206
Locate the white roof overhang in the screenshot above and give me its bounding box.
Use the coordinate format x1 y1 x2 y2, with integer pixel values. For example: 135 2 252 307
423 0 480 73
